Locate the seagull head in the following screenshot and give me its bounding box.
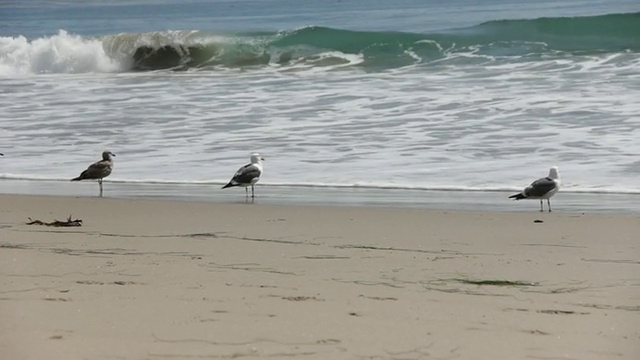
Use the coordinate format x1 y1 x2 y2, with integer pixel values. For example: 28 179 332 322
250 153 265 164
102 151 116 160
548 166 559 180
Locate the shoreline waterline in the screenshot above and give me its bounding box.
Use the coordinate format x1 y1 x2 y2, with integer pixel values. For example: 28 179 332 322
1 179 638 214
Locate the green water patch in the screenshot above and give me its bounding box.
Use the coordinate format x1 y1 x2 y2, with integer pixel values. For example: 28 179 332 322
117 12 640 71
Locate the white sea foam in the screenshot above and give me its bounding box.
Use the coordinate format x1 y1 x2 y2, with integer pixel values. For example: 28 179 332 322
1 50 639 196
0 30 123 76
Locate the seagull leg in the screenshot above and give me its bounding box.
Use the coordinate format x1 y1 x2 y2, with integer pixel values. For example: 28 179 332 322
245 187 248 198
99 179 103 197
539 200 543 212
251 185 255 198
547 199 552 212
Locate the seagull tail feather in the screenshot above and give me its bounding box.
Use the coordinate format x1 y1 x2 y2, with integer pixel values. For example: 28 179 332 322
509 193 526 200
222 182 236 189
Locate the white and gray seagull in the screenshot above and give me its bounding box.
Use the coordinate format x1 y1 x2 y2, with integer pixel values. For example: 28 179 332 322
222 153 265 198
71 150 115 197
509 166 560 212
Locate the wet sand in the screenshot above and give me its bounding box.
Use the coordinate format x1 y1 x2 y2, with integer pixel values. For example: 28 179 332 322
2 179 640 213
1 194 638 359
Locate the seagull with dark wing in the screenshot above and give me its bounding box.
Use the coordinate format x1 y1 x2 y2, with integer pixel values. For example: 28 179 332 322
222 153 265 198
71 150 115 197
509 166 560 212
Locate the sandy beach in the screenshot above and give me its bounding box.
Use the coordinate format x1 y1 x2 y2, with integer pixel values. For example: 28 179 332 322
1 193 638 359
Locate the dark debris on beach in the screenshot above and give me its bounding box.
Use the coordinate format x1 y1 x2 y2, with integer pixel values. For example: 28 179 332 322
454 279 538 287
26 215 83 227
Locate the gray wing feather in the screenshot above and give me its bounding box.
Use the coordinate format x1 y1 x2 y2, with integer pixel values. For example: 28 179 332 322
524 177 556 197
80 160 113 180
232 164 261 184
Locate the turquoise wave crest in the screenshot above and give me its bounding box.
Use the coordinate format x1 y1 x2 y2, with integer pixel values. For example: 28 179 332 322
101 12 640 70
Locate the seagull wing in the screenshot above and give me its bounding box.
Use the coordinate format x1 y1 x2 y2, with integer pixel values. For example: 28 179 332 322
523 177 557 197
79 160 113 180
231 164 261 185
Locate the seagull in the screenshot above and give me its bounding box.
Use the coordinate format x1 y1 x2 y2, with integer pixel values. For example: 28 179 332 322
71 151 115 197
509 166 560 212
222 153 265 198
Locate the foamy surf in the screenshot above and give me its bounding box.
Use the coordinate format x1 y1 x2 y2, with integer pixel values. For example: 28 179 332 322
0 30 123 76
2 13 639 75
1 9 639 213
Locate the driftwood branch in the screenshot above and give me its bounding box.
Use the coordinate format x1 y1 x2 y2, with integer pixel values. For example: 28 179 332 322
27 215 83 227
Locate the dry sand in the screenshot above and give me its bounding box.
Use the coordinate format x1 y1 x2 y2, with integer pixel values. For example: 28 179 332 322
1 194 638 359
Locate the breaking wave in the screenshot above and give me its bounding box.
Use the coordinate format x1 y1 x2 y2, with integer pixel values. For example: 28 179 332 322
1 12 638 75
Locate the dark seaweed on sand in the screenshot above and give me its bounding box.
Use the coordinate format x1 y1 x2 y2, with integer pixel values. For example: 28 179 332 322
454 279 538 286
27 215 82 227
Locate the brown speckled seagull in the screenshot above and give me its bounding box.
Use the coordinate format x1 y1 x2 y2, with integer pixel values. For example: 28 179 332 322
71 151 115 197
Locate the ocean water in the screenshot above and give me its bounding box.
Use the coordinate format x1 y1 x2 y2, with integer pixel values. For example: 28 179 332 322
1 0 640 211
